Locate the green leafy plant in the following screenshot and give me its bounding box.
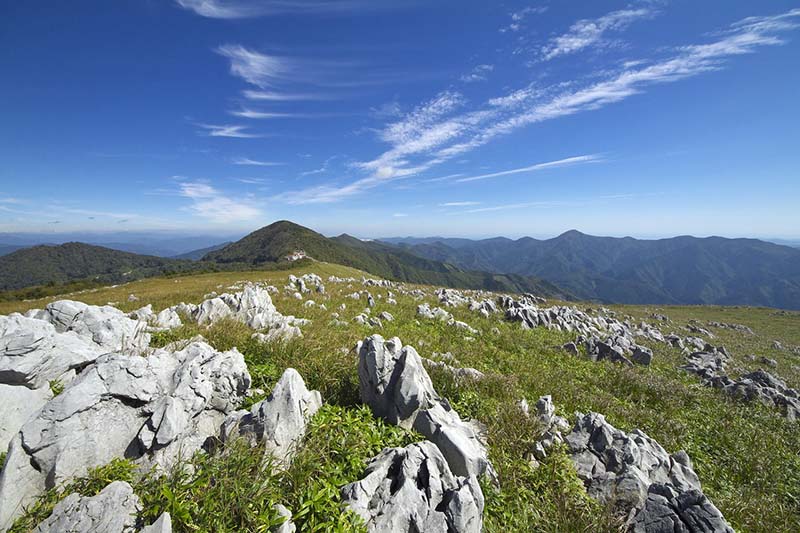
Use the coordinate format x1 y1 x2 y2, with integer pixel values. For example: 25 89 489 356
48 379 64 397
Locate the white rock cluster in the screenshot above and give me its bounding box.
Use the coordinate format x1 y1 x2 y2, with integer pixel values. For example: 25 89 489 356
166 284 308 341
0 286 318 531
0 341 250 529
286 273 325 294
533 404 734 532
347 334 492 532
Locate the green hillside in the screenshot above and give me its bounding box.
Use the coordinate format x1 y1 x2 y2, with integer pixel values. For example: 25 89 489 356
0 242 200 291
205 221 567 297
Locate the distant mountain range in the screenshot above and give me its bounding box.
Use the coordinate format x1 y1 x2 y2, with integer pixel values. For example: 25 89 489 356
205 221 565 296
3 223 798 309
382 230 800 309
0 223 565 298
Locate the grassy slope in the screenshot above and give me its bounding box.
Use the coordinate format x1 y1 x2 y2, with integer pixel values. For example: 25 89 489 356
4 263 800 532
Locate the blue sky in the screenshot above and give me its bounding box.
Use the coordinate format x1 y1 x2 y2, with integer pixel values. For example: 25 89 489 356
1 0 799 239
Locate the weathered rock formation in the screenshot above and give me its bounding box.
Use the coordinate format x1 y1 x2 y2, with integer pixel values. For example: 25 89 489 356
221 368 322 467
341 441 483 533
357 335 494 481
682 345 799 420
29 480 172 533
0 341 250 530
534 407 734 532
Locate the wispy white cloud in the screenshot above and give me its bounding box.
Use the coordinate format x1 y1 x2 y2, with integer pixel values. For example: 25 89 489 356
217 44 377 100
300 155 339 177
513 6 547 21
229 108 297 119
197 123 261 138
459 64 494 83
355 91 495 178
457 193 649 214
370 101 403 119
277 162 428 204
500 5 547 33
232 157 283 166
426 173 465 182
234 177 267 184
274 9 800 205
229 107 341 119
456 155 603 183
216 45 290 88
540 8 656 61
179 181 262 223
176 0 383 19
243 90 331 101
439 201 480 207
392 213 408 217
434 9 800 159
175 0 259 19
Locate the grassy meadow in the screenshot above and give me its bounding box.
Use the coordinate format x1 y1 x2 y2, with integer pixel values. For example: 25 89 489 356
3 262 799 532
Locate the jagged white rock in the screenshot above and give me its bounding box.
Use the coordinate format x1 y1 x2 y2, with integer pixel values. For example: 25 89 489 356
341 441 484 533
221 368 321 468
0 342 250 530
272 504 296 533
140 512 172 533
357 335 494 481
0 314 109 390
41 300 151 354
31 481 141 533
562 411 733 531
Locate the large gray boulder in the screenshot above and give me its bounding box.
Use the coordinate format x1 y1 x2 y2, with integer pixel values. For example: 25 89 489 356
562 412 733 531
629 483 734 533
566 413 701 512
0 342 250 530
341 441 483 533
41 300 150 354
357 335 493 481
221 368 322 467
32 481 141 533
0 314 105 390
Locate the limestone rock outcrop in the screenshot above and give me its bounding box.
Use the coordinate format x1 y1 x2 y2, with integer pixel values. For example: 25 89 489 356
357 335 494 481
0 342 250 530
533 408 734 532
31 481 141 533
341 441 484 533
40 300 151 354
221 368 322 467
